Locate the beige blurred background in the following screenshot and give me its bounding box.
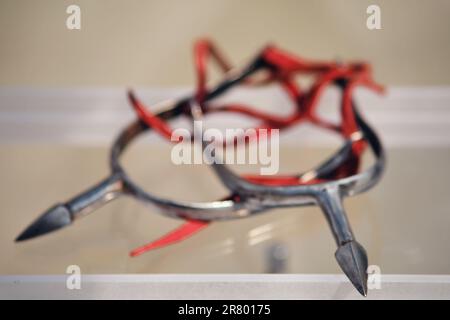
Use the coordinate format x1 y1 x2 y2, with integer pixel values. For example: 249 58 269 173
0 0 449 86
1 0 450 277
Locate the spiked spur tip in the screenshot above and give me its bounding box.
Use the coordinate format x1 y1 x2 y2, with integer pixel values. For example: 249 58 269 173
15 204 72 242
335 240 369 297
